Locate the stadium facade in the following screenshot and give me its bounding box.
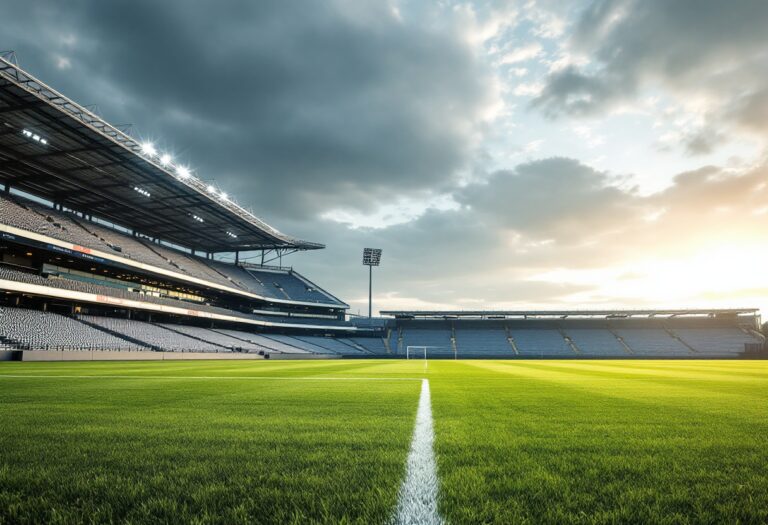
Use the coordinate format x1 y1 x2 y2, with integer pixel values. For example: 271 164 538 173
0 55 765 360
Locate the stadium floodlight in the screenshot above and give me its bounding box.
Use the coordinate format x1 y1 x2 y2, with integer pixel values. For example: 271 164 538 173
141 142 157 156
362 248 382 318
160 153 172 166
220 192 228 201
207 184 216 193
22 128 48 145
176 165 191 179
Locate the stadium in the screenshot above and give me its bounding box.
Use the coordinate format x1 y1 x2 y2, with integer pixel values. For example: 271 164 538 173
1 46 767 525
0 54 764 361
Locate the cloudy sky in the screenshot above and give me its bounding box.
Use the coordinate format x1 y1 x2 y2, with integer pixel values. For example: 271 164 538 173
5 0 768 315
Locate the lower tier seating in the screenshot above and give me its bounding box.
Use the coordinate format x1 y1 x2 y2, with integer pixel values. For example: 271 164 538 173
0 307 147 351
80 316 227 353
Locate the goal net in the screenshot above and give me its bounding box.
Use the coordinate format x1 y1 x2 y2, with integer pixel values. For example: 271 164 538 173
405 346 445 359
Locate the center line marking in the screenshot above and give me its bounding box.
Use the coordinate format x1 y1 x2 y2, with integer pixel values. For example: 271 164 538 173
394 378 443 525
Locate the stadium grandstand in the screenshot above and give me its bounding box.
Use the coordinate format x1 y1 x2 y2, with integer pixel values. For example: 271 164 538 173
0 55 765 361
380 310 765 359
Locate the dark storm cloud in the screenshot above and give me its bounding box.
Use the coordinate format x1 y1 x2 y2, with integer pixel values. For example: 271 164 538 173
456 157 636 236
4 0 497 220
533 0 768 141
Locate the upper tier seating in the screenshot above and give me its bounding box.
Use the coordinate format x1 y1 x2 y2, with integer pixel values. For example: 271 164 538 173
348 337 388 354
398 329 454 356
564 329 628 356
0 195 105 248
0 307 146 351
454 329 512 356
0 265 348 334
292 335 367 354
510 329 574 356
1 193 343 306
0 265 237 317
614 329 690 356
234 265 339 304
674 328 758 355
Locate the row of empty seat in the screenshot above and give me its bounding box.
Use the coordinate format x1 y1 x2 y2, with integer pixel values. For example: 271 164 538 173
0 307 148 351
0 305 760 357
388 326 762 357
0 265 236 316
0 193 343 305
0 306 377 355
0 265 349 330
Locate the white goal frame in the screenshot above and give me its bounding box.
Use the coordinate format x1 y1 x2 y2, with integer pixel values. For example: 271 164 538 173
406 346 444 360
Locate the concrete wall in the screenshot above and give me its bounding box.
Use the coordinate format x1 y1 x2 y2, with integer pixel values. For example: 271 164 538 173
20 350 266 361
269 353 341 360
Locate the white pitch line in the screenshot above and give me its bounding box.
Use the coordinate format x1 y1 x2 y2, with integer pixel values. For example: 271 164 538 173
394 378 443 525
0 374 421 381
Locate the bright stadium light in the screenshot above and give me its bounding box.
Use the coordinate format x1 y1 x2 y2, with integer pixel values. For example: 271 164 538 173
362 248 382 318
160 153 172 166
141 142 157 156
220 191 228 201
22 128 48 145
207 184 216 193
176 166 191 179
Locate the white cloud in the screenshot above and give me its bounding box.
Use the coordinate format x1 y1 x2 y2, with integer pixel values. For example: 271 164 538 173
499 43 542 64
523 139 544 153
513 82 544 97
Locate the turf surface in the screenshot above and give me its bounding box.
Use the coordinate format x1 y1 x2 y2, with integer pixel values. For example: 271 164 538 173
0 360 766 524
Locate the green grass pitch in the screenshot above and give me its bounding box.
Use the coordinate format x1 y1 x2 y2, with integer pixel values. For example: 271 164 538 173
0 360 766 524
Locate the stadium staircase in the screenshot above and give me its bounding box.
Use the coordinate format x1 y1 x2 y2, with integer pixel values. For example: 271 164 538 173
383 328 393 354
744 327 766 344
258 334 314 354
608 328 634 355
559 329 581 355
288 335 342 354
139 240 185 272
504 326 520 355
66 214 104 240
664 327 698 354
337 338 375 355
241 268 292 300
210 329 273 353
75 316 161 351
155 324 232 351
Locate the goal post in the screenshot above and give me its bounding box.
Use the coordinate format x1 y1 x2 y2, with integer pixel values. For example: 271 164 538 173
405 346 444 359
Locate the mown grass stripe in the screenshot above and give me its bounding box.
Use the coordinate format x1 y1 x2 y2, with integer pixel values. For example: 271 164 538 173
0 374 421 381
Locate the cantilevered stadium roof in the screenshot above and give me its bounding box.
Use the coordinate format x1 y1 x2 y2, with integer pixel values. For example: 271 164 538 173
0 55 323 253
382 309 760 319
